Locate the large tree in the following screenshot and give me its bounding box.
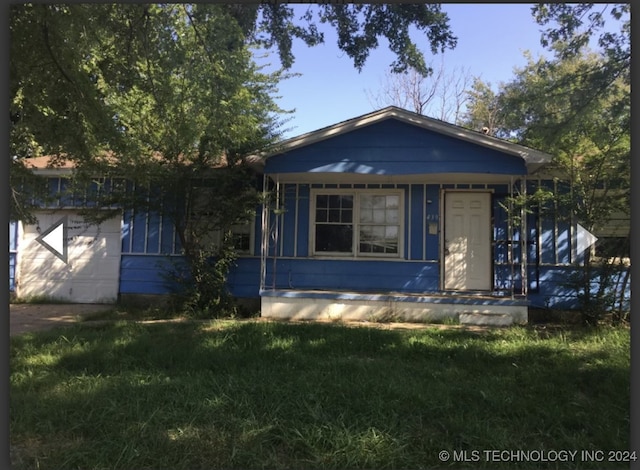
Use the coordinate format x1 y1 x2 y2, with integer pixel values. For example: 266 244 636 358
461 3 630 323
9 4 457 170
9 4 457 313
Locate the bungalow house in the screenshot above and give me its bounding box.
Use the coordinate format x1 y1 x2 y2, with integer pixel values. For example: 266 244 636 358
9 107 630 325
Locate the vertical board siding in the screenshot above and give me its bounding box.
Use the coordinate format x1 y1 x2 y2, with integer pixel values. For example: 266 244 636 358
296 184 310 257
425 185 439 260
131 210 147 253
146 212 161 254
121 209 132 253
18 175 625 310
409 184 424 260
282 184 297 257
160 212 175 254
253 209 262 256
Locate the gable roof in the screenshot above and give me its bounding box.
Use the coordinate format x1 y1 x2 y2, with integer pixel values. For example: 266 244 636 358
266 106 552 172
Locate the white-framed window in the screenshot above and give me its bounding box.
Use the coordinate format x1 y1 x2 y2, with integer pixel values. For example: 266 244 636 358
230 221 254 255
188 183 255 255
310 189 403 258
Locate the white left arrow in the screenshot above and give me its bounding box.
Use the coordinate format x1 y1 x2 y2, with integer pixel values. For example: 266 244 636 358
35 216 68 264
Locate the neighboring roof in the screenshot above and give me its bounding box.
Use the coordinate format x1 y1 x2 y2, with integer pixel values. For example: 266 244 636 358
20 152 265 174
265 106 552 172
23 155 76 170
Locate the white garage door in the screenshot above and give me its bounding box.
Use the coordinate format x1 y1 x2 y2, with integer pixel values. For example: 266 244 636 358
16 210 122 303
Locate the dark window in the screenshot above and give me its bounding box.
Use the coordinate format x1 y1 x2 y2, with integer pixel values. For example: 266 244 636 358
595 237 630 259
314 194 353 253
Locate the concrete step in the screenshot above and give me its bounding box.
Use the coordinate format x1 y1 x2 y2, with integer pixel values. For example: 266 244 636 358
459 312 514 327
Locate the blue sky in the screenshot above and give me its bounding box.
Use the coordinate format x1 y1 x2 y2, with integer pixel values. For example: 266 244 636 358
257 4 551 139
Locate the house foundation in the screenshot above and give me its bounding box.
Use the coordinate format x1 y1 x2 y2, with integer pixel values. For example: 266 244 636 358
260 290 528 326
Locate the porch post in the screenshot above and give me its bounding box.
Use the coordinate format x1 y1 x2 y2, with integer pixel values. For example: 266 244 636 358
271 176 281 290
509 176 514 299
260 173 269 292
521 177 528 297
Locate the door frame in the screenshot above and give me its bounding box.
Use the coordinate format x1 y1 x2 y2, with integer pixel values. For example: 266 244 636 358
440 189 494 292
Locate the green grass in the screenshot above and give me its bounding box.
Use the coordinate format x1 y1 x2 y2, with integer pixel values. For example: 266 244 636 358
10 319 631 469
10 294 73 304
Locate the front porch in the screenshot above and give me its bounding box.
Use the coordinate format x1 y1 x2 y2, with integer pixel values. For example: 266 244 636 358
260 289 529 326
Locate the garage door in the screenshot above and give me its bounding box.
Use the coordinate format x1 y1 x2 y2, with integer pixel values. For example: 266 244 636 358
16 210 121 303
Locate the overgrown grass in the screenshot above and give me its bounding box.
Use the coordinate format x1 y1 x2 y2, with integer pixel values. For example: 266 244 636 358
10 320 631 469
11 294 72 304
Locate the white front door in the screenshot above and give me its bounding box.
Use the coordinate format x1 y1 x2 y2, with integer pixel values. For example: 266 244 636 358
443 192 491 291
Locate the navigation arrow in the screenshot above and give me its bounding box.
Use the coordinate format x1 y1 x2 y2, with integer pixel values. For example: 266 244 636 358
35 216 68 264
576 223 598 257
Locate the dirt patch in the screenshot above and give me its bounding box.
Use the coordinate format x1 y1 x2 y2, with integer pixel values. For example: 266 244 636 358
9 303 115 336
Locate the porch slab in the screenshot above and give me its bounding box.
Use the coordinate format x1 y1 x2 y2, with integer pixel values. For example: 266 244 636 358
260 290 528 325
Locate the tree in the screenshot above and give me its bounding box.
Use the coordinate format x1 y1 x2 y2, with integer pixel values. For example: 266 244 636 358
9 4 457 173
9 4 457 314
505 52 630 324
462 4 630 323
459 78 506 137
365 57 472 123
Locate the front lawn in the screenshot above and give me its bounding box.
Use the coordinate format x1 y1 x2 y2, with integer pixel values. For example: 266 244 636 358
10 319 631 469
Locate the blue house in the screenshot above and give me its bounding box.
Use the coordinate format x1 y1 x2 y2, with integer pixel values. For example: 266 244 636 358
10 107 629 325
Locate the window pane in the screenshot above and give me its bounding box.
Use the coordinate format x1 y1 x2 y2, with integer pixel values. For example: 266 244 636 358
373 209 385 223
329 209 341 222
316 209 328 222
341 196 353 208
385 226 398 239
359 224 399 254
315 225 353 253
233 233 251 251
373 195 386 209
329 195 341 209
386 209 399 224
386 195 399 209
316 194 328 208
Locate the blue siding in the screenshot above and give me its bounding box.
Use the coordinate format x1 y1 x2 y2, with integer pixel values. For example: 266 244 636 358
160 212 175 254
13 170 627 313
227 258 261 298
119 255 260 298
147 212 161 254
281 184 297 257
425 185 439 260
409 185 423 260
119 255 177 294
131 210 147 253
296 185 310 257
266 120 527 176
263 258 439 294
121 209 132 253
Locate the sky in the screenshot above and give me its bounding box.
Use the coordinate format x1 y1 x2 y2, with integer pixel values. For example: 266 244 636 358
257 4 553 139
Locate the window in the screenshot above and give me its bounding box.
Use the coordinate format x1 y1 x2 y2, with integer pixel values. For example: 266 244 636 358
311 189 403 257
230 222 253 254
594 237 630 264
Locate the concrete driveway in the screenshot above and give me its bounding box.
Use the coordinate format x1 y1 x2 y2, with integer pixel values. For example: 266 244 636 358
9 303 115 336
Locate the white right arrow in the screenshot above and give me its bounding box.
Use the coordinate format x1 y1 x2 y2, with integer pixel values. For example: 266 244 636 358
576 223 598 256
